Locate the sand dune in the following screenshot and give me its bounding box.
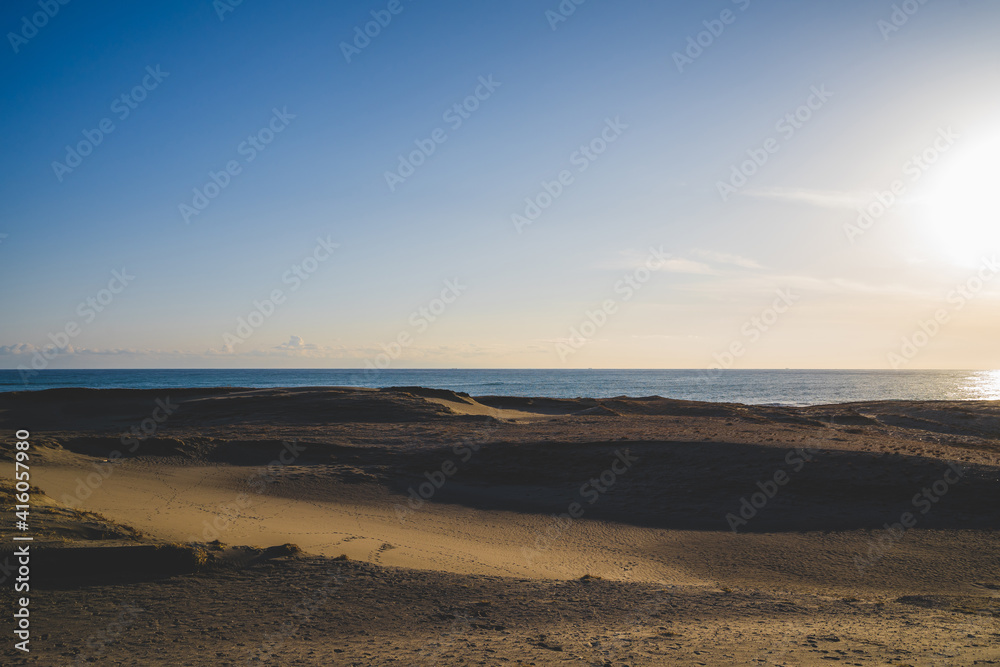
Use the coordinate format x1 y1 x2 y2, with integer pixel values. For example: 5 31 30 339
1 387 998 664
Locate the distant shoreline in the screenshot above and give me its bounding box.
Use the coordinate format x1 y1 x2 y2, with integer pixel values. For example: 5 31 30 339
1 368 997 405
2 383 999 410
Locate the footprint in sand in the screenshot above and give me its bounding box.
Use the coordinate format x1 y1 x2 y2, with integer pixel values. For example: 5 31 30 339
373 542 396 563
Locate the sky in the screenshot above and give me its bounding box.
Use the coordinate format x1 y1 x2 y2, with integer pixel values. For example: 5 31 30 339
1 0 999 370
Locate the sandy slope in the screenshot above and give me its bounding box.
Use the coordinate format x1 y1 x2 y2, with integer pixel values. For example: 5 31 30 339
31 458 709 585
28 457 1000 599
1 387 999 665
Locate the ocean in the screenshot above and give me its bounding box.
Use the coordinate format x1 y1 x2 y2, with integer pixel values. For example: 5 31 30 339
1 369 998 406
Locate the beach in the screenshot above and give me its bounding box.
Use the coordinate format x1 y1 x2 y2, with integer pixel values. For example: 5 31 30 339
1 386 999 665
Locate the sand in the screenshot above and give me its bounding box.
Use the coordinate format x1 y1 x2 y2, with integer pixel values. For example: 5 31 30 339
1 386 998 665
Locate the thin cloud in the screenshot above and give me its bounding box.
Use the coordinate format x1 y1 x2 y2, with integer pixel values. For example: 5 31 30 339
690 249 763 270
274 335 318 351
0 343 37 355
744 187 868 210
656 258 717 275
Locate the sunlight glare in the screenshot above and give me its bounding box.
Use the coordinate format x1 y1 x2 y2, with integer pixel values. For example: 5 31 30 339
914 132 1000 265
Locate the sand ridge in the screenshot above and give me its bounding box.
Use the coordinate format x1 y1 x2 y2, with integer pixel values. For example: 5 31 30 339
1 387 998 664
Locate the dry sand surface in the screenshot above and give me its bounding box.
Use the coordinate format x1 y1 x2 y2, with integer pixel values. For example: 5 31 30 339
1 386 999 665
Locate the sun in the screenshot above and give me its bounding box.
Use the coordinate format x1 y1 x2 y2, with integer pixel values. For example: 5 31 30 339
913 130 1000 265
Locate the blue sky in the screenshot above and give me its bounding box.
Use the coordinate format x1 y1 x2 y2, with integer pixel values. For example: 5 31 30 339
2 0 999 370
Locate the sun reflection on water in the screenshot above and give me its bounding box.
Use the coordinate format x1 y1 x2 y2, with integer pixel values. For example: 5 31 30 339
968 370 1000 400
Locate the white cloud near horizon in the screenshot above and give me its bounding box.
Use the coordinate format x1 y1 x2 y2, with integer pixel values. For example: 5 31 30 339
656 258 717 275
595 249 719 275
274 335 318 351
689 249 763 270
743 187 870 210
